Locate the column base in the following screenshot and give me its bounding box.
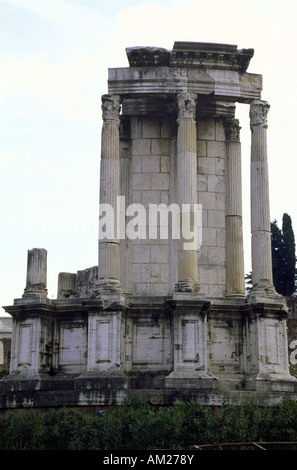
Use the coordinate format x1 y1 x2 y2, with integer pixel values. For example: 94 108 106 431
248 283 287 308
165 368 218 390
15 290 48 305
95 280 125 309
75 364 128 389
246 373 297 392
75 365 129 405
174 279 201 293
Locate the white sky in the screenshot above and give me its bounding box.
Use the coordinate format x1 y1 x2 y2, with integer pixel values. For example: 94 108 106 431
0 0 296 315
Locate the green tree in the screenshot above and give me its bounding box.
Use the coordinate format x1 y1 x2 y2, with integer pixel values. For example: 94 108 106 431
271 219 284 294
271 214 296 296
282 213 296 296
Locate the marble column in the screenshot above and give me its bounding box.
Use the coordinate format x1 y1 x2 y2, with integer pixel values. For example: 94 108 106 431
23 248 47 301
224 118 245 296
97 94 122 296
174 92 200 293
249 100 275 296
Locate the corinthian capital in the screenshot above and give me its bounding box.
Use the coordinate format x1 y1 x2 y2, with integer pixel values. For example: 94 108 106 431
102 94 121 125
249 100 270 128
177 92 197 122
224 118 241 142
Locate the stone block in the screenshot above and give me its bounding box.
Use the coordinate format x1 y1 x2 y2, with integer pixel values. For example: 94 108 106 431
151 173 170 190
216 228 226 246
197 156 216 175
199 265 218 285
132 244 150 263
198 245 208 265
141 264 160 283
151 245 169 263
160 264 170 283
208 175 225 193
132 138 151 156
132 173 151 190
142 155 160 172
159 191 170 205
208 246 225 266
197 118 215 140
199 191 216 210
208 284 225 297
207 140 226 158
141 190 160 206
151 139 170 155
216 156 225 175
197 139 207 156
133 282 170 296
216 192 225 211
160 155 170 172
197 175 207 192
142 117 161 138
208 210 225 228
202 227 217 247
130 116 142 139
132 155 142 173
217 265 226 284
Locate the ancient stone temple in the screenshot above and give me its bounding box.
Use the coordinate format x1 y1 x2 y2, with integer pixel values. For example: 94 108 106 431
1 41 297 408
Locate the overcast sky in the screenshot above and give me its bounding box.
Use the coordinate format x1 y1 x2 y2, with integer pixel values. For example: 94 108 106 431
1 0 296 315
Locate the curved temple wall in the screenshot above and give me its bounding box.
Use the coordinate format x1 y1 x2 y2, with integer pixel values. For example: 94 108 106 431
1 42 297 408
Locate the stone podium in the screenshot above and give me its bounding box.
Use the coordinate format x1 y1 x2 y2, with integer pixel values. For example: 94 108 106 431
1 42 296 408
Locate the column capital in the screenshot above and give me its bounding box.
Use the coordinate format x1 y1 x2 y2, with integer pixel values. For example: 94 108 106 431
177 92 197 122
249 100 270 128
224 118 241 142
102 94 121 126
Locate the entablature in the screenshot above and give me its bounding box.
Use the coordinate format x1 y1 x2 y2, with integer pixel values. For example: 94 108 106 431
108 66 262 104
108 42 262 104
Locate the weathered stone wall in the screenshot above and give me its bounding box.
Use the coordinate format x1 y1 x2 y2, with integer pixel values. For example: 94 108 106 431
130 116 173 296
126 115 227 298
197 117 226 298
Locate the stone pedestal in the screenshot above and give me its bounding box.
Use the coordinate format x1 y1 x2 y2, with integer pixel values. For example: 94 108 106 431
75 308 128 404
165 298 218 389
245 305 296 390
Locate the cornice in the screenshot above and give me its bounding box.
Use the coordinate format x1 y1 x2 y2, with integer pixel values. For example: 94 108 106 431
125 42 254 73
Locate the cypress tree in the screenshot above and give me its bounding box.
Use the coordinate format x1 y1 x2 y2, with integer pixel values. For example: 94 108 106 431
282 213 296 296
271 219 284 294
271 214 296 296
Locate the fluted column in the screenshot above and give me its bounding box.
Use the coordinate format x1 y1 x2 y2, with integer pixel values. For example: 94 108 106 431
174 92 200 293
249 100 275 294
23 248 47 301
224 118 245 295
97 94 122 295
